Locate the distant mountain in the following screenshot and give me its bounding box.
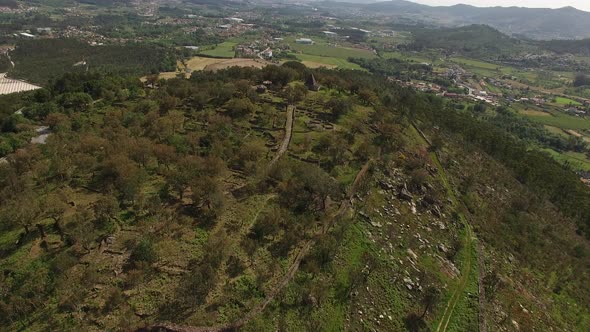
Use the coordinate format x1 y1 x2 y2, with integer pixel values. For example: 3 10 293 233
401 24 525 57
356 0 590 40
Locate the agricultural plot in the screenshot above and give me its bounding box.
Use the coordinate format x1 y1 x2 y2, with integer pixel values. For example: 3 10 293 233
155 57 273 79
290 53 363 70
541 148 590 171
198 42 237 58
381 51 436 64
553 96 582 106
524 110 590 130
286 37 376 60
0 73 40 95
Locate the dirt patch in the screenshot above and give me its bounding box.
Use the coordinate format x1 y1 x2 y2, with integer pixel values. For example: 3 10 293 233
566 129 583 138
185 57 227 71
203 58 271 72
520 109 551 117
300 61 337 69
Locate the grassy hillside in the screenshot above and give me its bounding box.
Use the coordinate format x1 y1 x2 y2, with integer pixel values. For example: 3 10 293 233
0 66 588 332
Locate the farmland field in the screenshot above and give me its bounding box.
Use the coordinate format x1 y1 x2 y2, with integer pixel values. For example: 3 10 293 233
520 109 551 117
542 148 590 171
525 110 590 130
198 42 237 58
286 37 376 60
202 58 271 71
381 51 435 64
290 53 364 70
554 96 582 106
154 56 272 79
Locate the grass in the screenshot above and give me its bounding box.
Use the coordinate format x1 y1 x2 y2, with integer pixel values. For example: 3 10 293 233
290 53 364 70
525 111 590 130
381 51 434 64
554 96 582 106
451 57 498 70
541 148 590 171
544 125 569 137
520 109 551 117
199 42 237 58
286 37 376 60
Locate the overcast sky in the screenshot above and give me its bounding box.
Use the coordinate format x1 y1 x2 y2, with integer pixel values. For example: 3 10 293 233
410 0 590 11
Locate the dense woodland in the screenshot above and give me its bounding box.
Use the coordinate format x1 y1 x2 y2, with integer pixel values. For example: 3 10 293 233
401 25 524 58
8 39 177 84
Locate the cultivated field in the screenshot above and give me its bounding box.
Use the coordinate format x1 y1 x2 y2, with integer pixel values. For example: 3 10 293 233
198 42 237 58
201 58 271 71
286 37 376 60
0 73 40 95
290 53 363 70
154 57 274 79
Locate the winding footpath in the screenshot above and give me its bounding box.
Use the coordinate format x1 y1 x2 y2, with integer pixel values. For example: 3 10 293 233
268 105 295 169
140 160 371 332
139 101 371 331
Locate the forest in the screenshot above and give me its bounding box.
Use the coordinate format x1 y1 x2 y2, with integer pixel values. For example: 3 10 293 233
8 39 177 84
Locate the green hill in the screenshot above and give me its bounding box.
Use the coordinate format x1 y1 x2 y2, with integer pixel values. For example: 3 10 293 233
0 65 589 331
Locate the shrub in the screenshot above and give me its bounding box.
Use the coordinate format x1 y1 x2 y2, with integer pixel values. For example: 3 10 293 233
130 239 158 264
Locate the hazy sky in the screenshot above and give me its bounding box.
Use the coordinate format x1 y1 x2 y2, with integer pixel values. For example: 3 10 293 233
411 0 590 11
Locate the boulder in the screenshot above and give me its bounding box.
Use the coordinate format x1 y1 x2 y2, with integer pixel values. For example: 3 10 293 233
398 187 413 201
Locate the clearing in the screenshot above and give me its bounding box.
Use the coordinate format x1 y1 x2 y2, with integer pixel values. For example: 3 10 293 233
155 57 273 79
290 53 363 70
198 42 237 58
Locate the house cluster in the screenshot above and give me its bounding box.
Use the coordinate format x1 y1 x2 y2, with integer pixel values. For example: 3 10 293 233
388 78 442 93
234 37 284 59
565 107 587 116
235 44 274 59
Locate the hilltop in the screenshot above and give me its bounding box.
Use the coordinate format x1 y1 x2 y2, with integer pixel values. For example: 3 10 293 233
359 0 590 40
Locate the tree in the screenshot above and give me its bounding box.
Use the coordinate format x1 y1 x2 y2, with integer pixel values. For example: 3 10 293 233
420 286 441 318
191 176 224 219
8 191 42 235
94 196 119 230
284 83 308 103
325 97 352 118
42 191 69 241
278 161 340 213
574 73 590 87
357 88 378 105
57 92 93 112
224 97 256 118
130 239 158 264
45 113 71 132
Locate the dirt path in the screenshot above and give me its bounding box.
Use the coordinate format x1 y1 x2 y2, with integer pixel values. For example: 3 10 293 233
410 122 478 332
268 105 295 169
477 242 487 332
436 224 474 332
139 160 371 332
